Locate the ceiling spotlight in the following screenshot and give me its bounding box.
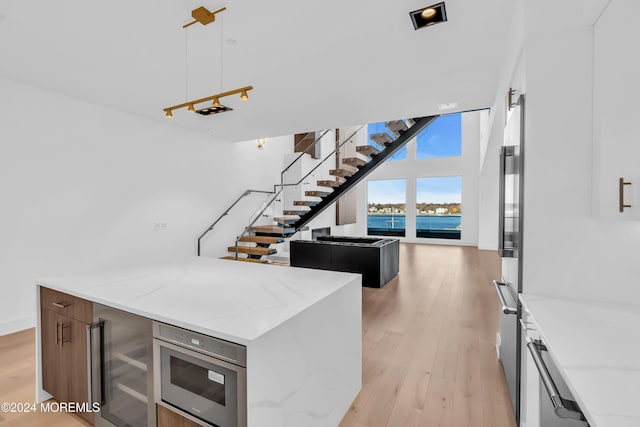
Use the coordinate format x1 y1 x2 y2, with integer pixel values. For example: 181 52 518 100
257 138 267 149
188 104 195 113
240 90 249 101
165 110 173 119
212 97 221 108
421 8 436 19
410 2 447 30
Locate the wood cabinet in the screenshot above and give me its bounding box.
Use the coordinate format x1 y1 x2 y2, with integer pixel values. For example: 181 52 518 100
40 286 93 424
157 404 203 427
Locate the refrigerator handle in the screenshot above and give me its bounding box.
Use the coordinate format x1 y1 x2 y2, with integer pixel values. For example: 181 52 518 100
87 320 105 406
493 280 517 315
525 337 585 421
498 147 507 257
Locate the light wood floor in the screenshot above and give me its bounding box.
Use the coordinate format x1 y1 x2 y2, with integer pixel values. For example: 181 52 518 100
339 244 515 427
0 244 515 427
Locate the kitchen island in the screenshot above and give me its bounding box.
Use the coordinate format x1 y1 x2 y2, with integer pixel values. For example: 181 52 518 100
35 257 362 427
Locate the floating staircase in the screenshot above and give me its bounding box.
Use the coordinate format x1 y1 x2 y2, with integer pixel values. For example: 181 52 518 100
211 116 439 263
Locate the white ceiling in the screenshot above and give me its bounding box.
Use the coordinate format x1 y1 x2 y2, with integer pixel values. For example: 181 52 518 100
0 0 514 142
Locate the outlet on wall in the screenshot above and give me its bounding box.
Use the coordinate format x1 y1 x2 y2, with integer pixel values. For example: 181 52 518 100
153 222 168 231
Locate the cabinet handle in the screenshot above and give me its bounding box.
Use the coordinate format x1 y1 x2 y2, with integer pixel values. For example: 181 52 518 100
525 337 585 421
88 321 105 406
493 280 517 315
60 323 69 347
55 321 60 345
52 302 68 309
619 177 632 212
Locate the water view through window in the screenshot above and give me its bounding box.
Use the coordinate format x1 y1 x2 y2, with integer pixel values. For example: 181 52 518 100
367 179 406 236
416 176 462 239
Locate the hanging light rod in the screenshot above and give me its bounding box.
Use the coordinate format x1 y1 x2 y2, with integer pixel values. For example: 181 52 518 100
183 6 226 28
163 86 254 118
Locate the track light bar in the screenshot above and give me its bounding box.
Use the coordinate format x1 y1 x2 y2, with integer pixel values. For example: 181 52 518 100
163 86 253 119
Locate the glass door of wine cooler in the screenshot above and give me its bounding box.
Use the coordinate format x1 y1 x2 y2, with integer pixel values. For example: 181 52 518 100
92 304 155 427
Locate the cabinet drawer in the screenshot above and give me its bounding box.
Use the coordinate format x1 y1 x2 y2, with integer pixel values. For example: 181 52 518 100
40 286 92 324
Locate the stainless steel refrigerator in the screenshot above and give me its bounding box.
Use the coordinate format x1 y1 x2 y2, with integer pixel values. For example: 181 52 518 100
496 93 525 424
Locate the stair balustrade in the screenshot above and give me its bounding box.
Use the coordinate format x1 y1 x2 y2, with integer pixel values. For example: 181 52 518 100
197 116 440 263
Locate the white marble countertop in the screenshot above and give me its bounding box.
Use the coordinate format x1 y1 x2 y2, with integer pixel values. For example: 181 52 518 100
519 294 640 427
36 257 361 345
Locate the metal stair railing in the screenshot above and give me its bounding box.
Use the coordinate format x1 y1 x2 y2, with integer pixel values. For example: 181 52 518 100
198 116 436 260
196 130 329 256
232 125 367 259
196 189 274 256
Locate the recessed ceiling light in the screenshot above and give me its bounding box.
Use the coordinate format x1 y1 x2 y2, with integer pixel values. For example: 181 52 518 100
421 8 436 19
410 2 447 30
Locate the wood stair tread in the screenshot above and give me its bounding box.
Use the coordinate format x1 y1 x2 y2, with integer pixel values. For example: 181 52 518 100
385 120 408 137
370 132 394 147
342 157 367 168
356 145 381 157
305 190 330 197
250 225 293 234
283 209 309 215
274 215 299 223
228 246 277 256
293 200 320 206
317 180 342 188
220 256 268 264
238 236 284 244
329 169 355 178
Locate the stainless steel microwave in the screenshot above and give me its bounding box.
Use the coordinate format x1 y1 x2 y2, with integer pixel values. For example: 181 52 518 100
152 322 247 427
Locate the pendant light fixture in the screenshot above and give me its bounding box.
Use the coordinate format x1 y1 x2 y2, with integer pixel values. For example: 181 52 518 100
163 6 254 119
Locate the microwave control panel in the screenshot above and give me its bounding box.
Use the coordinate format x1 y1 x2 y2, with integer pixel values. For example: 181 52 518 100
154 322 247 367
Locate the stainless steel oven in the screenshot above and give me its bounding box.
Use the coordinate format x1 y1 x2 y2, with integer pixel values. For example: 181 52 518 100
153 322 247 427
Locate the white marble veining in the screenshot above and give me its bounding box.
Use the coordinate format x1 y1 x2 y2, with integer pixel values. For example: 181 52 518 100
519 294 640 427
36 257 362 426
36 257 361 345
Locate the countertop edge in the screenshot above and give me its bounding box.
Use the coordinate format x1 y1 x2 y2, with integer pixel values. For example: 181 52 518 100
36 273 362 347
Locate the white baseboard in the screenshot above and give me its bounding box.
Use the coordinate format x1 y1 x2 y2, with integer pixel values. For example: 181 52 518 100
0 315 35 336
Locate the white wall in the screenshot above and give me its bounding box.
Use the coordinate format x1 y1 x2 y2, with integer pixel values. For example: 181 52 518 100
477 0 526 251
519 26 595 298
0 77 291 335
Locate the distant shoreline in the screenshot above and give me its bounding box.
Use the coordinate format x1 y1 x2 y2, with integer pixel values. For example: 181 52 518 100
367 213 462 217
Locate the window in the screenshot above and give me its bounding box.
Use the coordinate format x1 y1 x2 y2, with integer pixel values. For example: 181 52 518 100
416 113 462 159
367 179 406 237
416 176 462 239
368 122 406 161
